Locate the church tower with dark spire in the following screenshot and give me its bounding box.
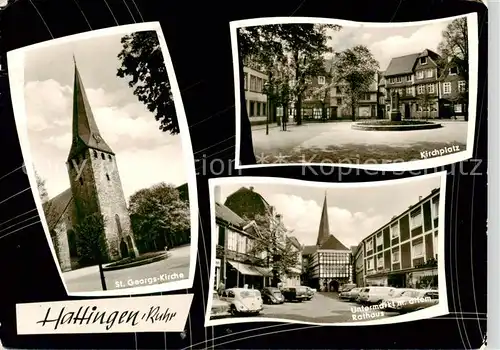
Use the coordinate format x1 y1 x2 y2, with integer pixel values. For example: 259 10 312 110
316 192 331 247
67 61 139 261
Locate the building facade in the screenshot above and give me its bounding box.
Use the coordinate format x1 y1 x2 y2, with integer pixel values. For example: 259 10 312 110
283 236 303 286
353 244 364 287
383 49 467 119
302 194 353 292
361 188 440 289
243 64 269 125
44 63 139 272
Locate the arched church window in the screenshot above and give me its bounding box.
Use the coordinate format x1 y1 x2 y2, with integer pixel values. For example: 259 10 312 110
108 154 112 161
106 173 110 181
115 214 122 235
101 153 105 160
93 150 98 158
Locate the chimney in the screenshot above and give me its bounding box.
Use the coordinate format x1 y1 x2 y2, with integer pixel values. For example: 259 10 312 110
214 185 221 203
418 196 423 201
249 186 254 191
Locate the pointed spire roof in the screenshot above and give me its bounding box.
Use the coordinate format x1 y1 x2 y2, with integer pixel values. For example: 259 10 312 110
316 192 330 246
67 60 114 161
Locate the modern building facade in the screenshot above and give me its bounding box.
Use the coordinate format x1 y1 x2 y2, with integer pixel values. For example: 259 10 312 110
243 63 269 125
383 49 468 119
302 194 353 292
353 244 364 287
360 188 440 289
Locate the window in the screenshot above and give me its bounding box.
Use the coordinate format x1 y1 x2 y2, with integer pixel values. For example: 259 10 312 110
227 231 237 251
250 75 257 91
427 84 435 94
410 210 423 229
237 234 246 253
406 75 412 82
432 199 439 218
420 57 427 65
417 85 425 94
390 222 399 239
406 87 413 95
256 102 261 116
376 233 383 247
416 71 424 79
337 97 342 105
249 101 255 117
377 255 384 268
335 86 342 94
449 67 459 75
318 76 326 85
108 155 112 161
244 73 248 90
454 104 463 113
458 80 466 93
433 233 438 259
101 153 105 160
106 173 110 181
396 76 402 83
366 240 373 251
426 69 434 78
412 242 424 258
443 82 451 94
367 258 374 270
93 150 98 158
392 250 400 263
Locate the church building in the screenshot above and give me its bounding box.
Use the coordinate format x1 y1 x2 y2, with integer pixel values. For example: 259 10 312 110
302 193 353 292
43 62 139 272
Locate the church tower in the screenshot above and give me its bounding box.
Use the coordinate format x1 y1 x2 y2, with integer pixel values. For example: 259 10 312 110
66 61 139 261
316 192 330 247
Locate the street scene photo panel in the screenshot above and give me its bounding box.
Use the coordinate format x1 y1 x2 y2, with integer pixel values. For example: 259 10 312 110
7 23 198 297
232 14 478 170
206 173 447 326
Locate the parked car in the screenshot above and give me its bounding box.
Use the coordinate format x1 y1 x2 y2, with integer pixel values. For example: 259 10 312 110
281 286 308 302
382 289 439 313
210 293 231 318
261 287 285 304
220 288 263 316
340 287 362 301
339 283 357 293
304 286 315 300
357 286 396 305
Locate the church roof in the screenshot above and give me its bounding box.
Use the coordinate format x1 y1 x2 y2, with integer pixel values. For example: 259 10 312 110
68 62 114 161
316 194 330 246
224 186 271 221
319 234 349 251
302 245 318 256
43 188 73 231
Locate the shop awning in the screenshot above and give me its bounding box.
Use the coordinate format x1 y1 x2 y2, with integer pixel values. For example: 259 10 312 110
254 266 273 277
227 261 262 277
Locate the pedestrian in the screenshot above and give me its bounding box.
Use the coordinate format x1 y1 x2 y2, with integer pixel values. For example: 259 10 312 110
282 113 288 131
217 281 225 296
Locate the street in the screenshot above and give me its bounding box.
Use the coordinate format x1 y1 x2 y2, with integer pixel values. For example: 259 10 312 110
251 120 468 164
62 245 191 293
213 292 400 323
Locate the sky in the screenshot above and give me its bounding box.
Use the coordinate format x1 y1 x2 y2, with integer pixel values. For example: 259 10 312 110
326 18 454 72
216 175 441 248
23 32 188 205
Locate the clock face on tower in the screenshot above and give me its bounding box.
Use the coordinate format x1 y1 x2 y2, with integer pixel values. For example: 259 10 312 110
92 133 102 143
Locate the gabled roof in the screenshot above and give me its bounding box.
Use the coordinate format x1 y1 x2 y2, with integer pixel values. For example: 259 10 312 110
302 245 317 256
383 53 421 77
319 234 350 251
43 188 73 231
419 49 441 62
215 202 246 228
287 236 302 250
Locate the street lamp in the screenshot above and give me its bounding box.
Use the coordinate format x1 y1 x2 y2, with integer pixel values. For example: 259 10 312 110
264 81 270 135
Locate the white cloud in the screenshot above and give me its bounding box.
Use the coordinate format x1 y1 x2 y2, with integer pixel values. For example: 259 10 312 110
370 22 448 70
268 194 386 248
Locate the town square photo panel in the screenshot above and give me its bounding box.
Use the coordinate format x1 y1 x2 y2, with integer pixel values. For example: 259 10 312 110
7 22 199 297
205 172 448 326
232 13 478 171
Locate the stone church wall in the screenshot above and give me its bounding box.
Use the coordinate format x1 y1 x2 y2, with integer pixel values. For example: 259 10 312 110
52 213 72 272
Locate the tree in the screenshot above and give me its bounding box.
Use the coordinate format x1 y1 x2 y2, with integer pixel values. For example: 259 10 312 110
117 31 179 134
35 169 49 203
279 24 340 125
437 17 469 121
263 56 294 123
129 183 190 252
332 45 379 121
246 210 299 287
306 61 335 121
418 90 433 120
301 256 315 286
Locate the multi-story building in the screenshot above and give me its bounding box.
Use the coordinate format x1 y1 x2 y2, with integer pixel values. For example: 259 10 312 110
383 49 467 119
361 188 440 289
243 63 269 125
301 194 353 292
283 236 303 286
378 72 387 119
301 59 334 120
329 71 381 119
214 196 272 291
353 243 364 287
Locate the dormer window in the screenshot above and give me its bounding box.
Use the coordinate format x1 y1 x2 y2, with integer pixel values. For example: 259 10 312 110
108 155 112 161
93 150 98 158
449 67 459 75
317 76 326 85
420 57 427 65
101 153 105 160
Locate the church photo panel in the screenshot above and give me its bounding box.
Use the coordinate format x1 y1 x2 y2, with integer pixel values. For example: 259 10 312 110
205 173 447 327
7 22 199 297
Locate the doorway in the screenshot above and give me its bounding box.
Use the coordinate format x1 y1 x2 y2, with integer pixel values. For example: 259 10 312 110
404 103 411 119
120 238 129 259
329 280 340 292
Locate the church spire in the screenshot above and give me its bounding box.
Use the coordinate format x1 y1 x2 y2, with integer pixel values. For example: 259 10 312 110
316 191 330 246
67 59 114 161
